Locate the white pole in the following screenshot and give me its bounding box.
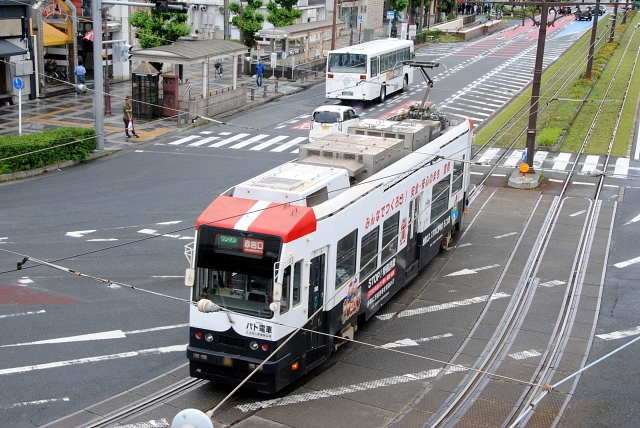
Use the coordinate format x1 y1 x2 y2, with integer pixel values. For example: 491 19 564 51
18 88 22 135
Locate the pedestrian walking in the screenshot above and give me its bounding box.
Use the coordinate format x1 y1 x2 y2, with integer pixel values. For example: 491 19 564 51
256 60 264 88
123 96 139 138
74 59 87 93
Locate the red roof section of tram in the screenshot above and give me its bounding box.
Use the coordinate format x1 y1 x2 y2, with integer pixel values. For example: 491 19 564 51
196 196 317 243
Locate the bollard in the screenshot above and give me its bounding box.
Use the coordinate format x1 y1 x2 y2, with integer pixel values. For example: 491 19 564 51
275 80 278 93
251 88 255 101
314 70 317 78
263 85 267 98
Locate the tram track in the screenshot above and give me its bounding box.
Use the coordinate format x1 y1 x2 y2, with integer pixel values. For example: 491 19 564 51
420 23 637 428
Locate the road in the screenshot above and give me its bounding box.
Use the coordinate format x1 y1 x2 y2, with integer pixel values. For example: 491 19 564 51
1 12 639 427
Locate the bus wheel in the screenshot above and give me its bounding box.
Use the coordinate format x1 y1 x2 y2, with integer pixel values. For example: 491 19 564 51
402 75 408 92
379 86 386 103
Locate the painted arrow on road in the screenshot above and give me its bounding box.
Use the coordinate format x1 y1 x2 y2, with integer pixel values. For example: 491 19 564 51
624 213 640 226
381 333 454 349
66 230 96 238
614 256 640 269
445 264 500 277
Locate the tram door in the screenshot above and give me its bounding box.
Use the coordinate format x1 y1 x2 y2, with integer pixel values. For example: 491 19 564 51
406 195 421 269
307 248 327 349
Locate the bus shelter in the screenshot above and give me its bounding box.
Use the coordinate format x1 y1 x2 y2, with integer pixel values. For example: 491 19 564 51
255 20 347 62
130 39 248 96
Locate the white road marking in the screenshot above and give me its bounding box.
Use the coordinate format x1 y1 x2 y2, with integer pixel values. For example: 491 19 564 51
509 349 542 360
456 243 472 248
613 157 630 176
199 131 212 134
209 133 251 147
572 182 596 186
0 310 46 319
0 344 186 375
376 292 510 320
229 134 269 149
614 256 640 268
477 148 500 164
2 330 126 347
533 151 548 169
491 174 506 177
124 324 189 334
494 232 517 239
138 229 159 235
66 230 96 238
117 420 169 428
570 210 586 217
218 132 232 135
156 221 182 225
470 171 484 175
250 135 289 151
549 178 564 183
381 333 453 348
6 397 70 409
271 137 308 152
236 365 468 412
552 152 572 170
503 150 523 167
635 124 640 160
17 277 33 285
87 238 118 242
624 213 640 226
597 326 640 340
188 137 219 147
581 155 599 172
168 136 201 145
445 264 500 277
0 237 7 244
539 280 566 288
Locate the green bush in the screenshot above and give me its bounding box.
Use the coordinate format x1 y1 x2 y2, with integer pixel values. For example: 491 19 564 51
0 127 97 174
537 127 563 146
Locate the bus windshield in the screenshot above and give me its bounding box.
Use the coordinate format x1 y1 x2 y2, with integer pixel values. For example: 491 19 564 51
328 53 367 74
195 269 274 318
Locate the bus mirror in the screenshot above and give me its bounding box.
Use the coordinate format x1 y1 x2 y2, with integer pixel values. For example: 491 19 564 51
185 268 195 287
269 302 279 312
273 282 282 301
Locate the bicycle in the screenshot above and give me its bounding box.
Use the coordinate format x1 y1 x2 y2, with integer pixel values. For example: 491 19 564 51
44 59 60 84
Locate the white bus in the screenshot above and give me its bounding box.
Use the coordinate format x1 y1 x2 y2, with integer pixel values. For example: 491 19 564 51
326 39 415 103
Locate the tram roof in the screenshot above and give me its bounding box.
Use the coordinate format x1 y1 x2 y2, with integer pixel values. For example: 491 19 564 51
327 38 413 55
196 196 316 243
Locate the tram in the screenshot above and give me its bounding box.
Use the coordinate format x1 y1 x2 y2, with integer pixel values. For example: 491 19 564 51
184 107 473 393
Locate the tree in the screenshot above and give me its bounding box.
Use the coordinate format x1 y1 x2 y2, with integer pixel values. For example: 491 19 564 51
266 0 301 27
129 8 191 70
389 0 410 22
129 9 191 49
229 0 265 49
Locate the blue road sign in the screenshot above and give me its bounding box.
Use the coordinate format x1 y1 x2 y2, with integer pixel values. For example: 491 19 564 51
358 14 364 24
522 150 527 163
13 77 23 90
386 10 394 19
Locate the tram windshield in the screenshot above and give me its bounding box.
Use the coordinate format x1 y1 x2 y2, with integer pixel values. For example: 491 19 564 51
193 227 282 318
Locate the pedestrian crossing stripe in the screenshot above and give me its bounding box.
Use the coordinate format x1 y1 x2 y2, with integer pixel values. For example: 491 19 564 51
473 148 633 177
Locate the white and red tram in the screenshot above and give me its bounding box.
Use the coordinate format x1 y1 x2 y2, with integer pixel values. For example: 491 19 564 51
185 115 473 393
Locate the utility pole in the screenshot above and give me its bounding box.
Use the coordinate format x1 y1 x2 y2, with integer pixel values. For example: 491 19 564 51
103 9 112 116
239 1 243 45
609 1 618 43
585 0 600 79
224 0 229 40
92 0 104 150
524 2 549 171
419 0 424 32
331 0 338 50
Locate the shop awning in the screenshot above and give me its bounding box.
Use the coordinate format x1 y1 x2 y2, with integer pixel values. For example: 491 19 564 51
43 21 71 46
0 39 27 57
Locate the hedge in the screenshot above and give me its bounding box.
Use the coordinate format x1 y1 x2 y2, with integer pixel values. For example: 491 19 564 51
0 127 97 174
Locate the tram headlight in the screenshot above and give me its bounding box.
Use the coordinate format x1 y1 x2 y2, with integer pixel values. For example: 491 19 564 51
250 341 259 350
205 333 214 342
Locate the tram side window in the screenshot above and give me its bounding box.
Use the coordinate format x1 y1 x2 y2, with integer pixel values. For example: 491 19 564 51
371 56 379 77
281 266 290 314
381 212 399 262
431 177 451 220
360 226 379 281
451 159 465 193
336 229 358 289
292 260 302 307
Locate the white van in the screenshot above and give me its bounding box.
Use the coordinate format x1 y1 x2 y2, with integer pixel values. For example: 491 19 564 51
309 105 360 142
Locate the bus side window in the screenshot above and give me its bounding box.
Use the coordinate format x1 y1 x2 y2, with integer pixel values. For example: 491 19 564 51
281 265 291 314
371 56 378 76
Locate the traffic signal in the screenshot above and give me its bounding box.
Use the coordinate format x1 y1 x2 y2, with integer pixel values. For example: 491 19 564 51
122 43 132 62
156 1 188 13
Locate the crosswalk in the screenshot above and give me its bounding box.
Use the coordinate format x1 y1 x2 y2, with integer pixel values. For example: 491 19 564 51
474 147 634 177
161 130 309 153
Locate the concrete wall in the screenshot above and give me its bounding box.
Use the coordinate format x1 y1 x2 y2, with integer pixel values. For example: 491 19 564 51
179 86 246 119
